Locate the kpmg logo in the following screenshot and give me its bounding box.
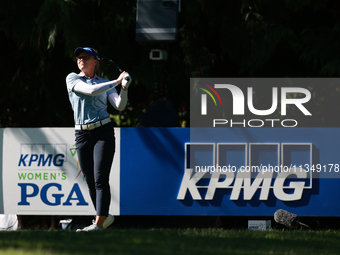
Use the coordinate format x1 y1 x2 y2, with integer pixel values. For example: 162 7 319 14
178 143 313 202
16 143 88 207
191 78 313 127
18 143 67 167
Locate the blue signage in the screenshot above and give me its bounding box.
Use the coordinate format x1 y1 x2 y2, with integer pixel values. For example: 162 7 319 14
120 128 340 216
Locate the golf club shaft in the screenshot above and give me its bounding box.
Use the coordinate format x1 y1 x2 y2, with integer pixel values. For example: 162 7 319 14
100 58 123 72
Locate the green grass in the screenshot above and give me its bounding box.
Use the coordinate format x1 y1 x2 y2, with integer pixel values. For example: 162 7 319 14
0 228 339 255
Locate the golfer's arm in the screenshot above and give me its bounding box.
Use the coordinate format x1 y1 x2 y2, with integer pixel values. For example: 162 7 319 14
108 90 128 111
73 80 119 96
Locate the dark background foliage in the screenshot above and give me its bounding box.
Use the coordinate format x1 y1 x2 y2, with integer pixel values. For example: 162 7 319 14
1 0 340 127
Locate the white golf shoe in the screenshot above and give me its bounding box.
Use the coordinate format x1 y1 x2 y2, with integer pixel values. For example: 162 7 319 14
103 214 115 229
76 223 102 232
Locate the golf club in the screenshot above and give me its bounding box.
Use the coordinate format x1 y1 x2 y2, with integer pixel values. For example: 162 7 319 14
100 57 123 73
100 57 130 82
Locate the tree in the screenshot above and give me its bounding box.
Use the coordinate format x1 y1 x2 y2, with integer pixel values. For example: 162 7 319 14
1 0 340 127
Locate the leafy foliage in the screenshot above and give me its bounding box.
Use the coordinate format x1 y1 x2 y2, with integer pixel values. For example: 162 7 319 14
1 0 340 127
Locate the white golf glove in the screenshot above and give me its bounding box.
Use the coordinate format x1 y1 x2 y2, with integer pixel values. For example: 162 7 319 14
122 73 132 90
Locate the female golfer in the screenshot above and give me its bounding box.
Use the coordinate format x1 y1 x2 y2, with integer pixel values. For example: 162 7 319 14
66 47 131 231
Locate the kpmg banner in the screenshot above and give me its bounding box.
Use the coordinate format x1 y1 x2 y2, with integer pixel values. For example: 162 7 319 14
120 128 340 217
1 127 340 216
1 128 120 216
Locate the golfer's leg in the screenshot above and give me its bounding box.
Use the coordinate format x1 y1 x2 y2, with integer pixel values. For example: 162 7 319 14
93 130 115 217
75 131 96 209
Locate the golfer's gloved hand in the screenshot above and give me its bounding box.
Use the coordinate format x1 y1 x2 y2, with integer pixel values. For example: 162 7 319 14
122 73 132 90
